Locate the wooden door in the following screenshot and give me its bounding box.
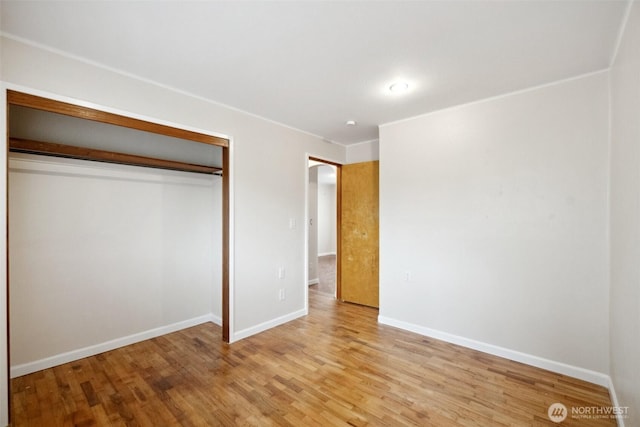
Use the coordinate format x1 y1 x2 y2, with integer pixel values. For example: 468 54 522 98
340 161 379 307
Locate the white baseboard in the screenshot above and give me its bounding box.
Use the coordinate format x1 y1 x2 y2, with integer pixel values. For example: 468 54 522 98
210 314 223 326
308 278 319 285
318 252 336 257
11 313 219 378
377 316 611 388
232 308 307 342
608 377 626 427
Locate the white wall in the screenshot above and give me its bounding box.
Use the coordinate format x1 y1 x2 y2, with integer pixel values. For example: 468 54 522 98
346 139 379 164
318 179 337 255
308 166 319 283
0 35 345 425
610 1 640 421
379 72 610 379
9 153 220 374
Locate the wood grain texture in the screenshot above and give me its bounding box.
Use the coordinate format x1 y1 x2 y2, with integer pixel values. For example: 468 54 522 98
11 289 615 426
340 161 379 308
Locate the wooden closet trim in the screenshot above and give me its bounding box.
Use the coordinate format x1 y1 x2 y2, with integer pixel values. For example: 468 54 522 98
8 90 229 148
222 147 230 342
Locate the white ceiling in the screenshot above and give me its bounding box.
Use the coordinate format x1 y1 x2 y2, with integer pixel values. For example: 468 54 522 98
0 1 629 146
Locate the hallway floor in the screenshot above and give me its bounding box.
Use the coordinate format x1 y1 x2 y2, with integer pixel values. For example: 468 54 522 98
311 254 336 296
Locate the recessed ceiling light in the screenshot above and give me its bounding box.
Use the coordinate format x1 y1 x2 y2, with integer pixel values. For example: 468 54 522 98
389 81 409 93
346 120 357 126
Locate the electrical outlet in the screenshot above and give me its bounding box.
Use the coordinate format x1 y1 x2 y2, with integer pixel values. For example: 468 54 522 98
404 271 412 282
278 267 286 279
279 288 286 301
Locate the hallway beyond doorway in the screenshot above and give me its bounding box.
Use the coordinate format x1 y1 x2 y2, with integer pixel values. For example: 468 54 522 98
311 254 335 296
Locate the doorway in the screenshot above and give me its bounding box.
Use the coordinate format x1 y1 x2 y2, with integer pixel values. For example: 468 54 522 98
306 158 380 308
308 157 341 300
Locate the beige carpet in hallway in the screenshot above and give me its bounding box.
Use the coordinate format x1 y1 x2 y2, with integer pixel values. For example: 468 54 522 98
312 254 335 295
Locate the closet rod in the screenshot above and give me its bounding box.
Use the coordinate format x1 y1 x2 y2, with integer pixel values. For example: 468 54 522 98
9 138 222 175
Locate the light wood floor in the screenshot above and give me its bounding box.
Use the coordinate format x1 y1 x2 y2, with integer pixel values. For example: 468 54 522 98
11 289 615 426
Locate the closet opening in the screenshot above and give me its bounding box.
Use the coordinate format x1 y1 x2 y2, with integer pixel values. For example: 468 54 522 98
5 91 231 407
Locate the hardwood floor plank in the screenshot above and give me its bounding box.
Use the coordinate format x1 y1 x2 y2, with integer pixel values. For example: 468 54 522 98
80 381 99 407
11 288 616 426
